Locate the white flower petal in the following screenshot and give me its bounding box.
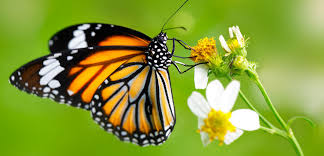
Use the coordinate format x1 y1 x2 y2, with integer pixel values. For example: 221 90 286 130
219 35 231 53
188 91 211 118
224 128 243 145
229 109 260 131
198 118 211 146
235 26 243 38
194 64 209 89
206 80 224 110
229 27 234 38
198 117 204 128
233 26 244 47
219 80 240 112
200 132 211 146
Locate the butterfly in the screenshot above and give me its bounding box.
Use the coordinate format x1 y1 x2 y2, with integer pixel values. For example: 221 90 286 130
8 0 197 146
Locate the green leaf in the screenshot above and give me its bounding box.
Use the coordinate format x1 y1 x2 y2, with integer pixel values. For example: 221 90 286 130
288 116 316 129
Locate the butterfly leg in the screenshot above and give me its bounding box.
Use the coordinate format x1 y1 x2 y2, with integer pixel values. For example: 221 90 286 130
172 55 196 59
169 38 195 55
172 61 207 74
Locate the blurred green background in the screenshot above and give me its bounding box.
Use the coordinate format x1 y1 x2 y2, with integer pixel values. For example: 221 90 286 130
1 0 323 155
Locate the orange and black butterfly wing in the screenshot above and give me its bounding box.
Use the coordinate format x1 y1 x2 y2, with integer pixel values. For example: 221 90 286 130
48 23 151 53
90 61 176 146
9 46 147 110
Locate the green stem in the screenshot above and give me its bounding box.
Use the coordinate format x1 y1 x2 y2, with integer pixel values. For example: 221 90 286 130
254 77 289 131
225 75 274 128
259 126 288 139
247 70 303 156
288 129 304 156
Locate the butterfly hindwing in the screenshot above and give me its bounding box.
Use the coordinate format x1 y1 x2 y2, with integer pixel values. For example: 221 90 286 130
48 23 151 53
90 62 175 146
9 46 147 110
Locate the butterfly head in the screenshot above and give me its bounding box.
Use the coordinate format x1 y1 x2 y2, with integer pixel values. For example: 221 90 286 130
157 32 168 44
146 32 172 69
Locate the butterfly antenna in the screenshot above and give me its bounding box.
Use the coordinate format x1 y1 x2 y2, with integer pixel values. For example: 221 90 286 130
161 0 189 32
163 26 187 31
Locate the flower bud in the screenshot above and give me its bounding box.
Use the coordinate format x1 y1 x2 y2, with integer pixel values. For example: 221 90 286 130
233 56 249 71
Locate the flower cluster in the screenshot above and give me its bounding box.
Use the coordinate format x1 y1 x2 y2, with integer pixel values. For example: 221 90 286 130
186 25 305 155
187 80 260 146
191 26 257 89
187 26 261 146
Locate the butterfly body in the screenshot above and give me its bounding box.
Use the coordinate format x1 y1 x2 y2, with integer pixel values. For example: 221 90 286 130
145 32 172 69
10 23 176 146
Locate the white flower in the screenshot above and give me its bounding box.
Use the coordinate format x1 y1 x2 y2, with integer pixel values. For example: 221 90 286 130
194 64 209 89
187 80 260 146
219 26 246 56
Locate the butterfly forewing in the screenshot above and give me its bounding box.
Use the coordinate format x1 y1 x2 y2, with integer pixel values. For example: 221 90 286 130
90 62 175 146
48 23 151 53
9 46 147 110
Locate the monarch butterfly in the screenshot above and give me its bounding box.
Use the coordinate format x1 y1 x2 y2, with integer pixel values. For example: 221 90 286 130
9 0 200 146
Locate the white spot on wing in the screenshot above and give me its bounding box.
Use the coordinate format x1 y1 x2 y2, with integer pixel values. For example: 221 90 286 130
39 60 60 76
68 33 88 49
95 24 102 30
48 80 61 88
54 53 62 57
73 30 83 36
96 112 102 116
68 24 90 49
67 56 73 61
71 50 78 54
48 53 62 59
67 89 74 96
49 40 53 46
40 66 64 85
43 59 56 65
78 24 90 30
52 90 58 95
43 87 50 93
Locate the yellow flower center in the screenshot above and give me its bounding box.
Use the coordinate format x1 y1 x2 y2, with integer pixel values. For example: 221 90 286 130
191 37 218 63
200 109 236 145
227 38 241 51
